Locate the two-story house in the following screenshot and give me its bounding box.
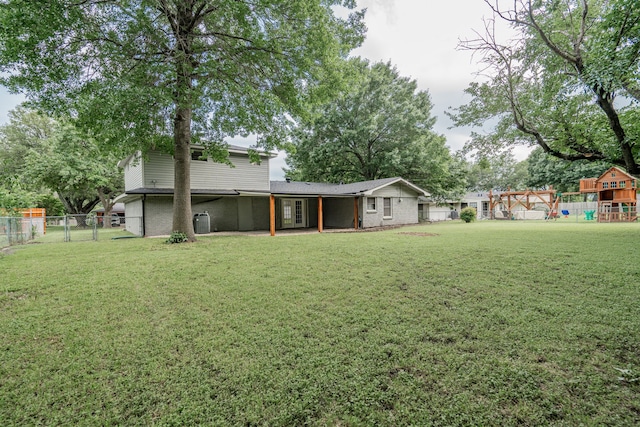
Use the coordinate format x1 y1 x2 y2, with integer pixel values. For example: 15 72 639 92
115 145 430 236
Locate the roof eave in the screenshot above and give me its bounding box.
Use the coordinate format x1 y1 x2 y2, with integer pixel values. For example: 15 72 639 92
364 178 430 197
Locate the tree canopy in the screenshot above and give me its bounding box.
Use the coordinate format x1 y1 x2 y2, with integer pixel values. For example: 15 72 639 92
23 123 124 218
465 153 529 192
525 147 610 192
0 0 365 240
286 59 466 200
0 106 122 217
450 0 640 176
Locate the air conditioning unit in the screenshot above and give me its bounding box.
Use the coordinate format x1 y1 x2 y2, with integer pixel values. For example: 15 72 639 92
193 212 210 234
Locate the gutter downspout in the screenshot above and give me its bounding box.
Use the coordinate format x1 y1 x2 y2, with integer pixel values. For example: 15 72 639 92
142 194 146 237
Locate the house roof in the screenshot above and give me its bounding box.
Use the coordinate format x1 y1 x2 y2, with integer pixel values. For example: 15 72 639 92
123 188 241 195
270 177 429 197
225 144 277 158
596 166 636 182
117 145 276 168
114 188 244 203
94 203 125 213
116 177 429 203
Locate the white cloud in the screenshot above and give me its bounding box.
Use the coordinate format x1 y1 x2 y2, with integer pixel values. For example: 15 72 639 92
350 0 530 161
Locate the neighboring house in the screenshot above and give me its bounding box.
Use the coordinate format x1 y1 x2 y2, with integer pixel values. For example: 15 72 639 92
115 146 430 236
418 197 458 221
461 192 491 219
95 203 126 226
418 192 491 221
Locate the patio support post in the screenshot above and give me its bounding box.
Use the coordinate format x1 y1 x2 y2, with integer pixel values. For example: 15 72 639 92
318 196 323 233
354 197 359 229
269 195 276 236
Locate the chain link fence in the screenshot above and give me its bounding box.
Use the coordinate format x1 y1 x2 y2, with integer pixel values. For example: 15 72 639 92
1 215 142 248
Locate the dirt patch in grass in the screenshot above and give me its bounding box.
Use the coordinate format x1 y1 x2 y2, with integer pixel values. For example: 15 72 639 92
1 247 15 255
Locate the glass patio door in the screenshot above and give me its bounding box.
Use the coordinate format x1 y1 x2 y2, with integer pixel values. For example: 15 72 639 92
282 199 307 228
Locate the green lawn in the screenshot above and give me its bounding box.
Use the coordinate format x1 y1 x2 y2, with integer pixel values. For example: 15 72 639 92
30 225 132 244
1 221 639 426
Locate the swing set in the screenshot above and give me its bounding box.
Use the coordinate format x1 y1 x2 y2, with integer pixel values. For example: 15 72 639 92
488 188 559 220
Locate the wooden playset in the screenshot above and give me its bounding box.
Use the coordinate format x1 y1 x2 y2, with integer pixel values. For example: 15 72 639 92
579 167 637 222
488 188 559 220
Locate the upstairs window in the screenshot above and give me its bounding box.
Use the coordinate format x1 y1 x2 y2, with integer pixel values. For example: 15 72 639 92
611 181 617 189
620 181 626 188
191 150 206 161
602 182 609 189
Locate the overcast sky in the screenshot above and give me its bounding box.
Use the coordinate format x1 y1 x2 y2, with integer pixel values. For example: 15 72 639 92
0 0 529 180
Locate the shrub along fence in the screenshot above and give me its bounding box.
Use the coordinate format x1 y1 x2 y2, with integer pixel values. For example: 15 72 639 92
1 215 142 247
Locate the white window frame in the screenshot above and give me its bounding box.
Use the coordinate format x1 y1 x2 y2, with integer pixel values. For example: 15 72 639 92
383 197 392 218
366 197 377 212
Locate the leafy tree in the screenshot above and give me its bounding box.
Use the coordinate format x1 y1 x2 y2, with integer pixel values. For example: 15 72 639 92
0 0 365 241
0 107 122 219
450 0 640 176
0 182 65 216
23 123 124 221
0 107 65 214
525 147 610 192
465 153 529 191
0 106 56 178
286 59 466 200
0 181 36 213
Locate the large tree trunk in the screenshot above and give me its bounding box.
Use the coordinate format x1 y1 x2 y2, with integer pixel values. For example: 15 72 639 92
57 192 100 215
169 4 197 242
173 106 195 241
97 188 114 229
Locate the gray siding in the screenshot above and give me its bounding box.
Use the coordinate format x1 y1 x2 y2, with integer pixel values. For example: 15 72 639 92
142 150 270 191
193 153 270 191
144 151 174 188
124 153 144 191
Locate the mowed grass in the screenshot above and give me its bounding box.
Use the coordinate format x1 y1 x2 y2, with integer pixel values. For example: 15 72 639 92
1 221 639 426
31 225 131 243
